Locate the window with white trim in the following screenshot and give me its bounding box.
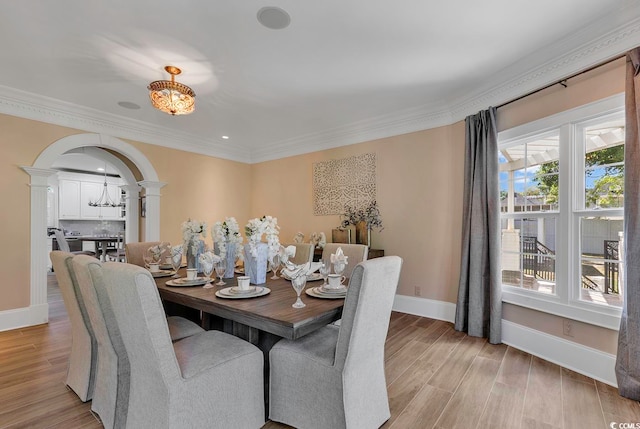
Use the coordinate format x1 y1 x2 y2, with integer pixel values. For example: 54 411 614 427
498 95 625 329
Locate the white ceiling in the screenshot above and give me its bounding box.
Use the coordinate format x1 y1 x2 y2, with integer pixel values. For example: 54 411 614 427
1 0 639 164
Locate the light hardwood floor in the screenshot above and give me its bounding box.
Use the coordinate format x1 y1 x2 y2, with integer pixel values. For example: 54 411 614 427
1 275 638 428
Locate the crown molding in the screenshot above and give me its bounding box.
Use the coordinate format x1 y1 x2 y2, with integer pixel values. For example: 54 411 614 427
251 11 640 163
0 85 250 162
0 6 638 165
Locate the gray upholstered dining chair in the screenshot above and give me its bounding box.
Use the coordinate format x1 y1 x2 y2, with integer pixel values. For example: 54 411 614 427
95 261 265 428
269 256 402 429
49 251 96 402
321 243 368 279
287 243 315 265
123 241 161 267
62 254 205 428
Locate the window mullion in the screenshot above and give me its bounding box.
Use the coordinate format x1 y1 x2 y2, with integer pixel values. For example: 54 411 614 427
556 123 573 304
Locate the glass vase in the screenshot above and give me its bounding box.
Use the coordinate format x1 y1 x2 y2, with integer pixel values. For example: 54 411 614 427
215 241 237 278
243 242 268 285
186 238 204 272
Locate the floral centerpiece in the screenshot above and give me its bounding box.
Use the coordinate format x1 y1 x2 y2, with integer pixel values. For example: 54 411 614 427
212 217 244 278
340 201 383 246
181 219 207 270
245 215 280 260
244 216 280 285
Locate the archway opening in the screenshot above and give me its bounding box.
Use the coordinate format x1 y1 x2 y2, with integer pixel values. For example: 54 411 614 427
22 133 165 327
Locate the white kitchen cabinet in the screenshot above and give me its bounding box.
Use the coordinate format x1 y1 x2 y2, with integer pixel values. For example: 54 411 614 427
58 172 124 220
58 179 81 219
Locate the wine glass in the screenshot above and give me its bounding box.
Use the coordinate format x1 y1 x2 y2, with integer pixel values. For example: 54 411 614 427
201 256 215 288
333 260 347 277
214 259 226 286
170 249 183 278
291 275 307 308
269 254 280 280
159 241 171 265
319 260 331 286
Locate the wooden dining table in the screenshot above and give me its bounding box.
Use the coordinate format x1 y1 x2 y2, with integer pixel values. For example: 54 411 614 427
155 268 344 347
77 235 120 261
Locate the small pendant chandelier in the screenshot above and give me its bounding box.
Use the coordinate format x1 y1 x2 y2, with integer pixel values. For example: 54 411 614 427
88 166 125 208
148 65 196 116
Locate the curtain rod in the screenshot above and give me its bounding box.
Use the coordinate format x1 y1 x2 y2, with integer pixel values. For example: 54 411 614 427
495 54 626 109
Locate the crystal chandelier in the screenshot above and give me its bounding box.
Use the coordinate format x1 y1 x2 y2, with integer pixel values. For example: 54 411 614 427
88 167 125 208
148 65 196 115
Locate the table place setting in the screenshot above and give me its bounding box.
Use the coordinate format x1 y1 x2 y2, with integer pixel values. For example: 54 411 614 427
165 277 210 287
304 248 350 299
215 276 271 299
306 273 348 299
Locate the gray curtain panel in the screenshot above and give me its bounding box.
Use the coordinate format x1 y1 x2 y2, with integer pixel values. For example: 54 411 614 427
455 107 502 344
616 47 640 399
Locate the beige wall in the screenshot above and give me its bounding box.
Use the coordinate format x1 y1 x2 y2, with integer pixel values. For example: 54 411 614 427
0 115 78 310
251 123 465 302
121 138 253 247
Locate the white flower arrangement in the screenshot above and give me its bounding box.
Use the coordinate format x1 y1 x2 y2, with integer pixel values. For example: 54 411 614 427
245 215 280 260
181 219 207 254
198 250 222 266
212 217 244 261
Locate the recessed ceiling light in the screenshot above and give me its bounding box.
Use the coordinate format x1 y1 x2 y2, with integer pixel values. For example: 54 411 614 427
118 101 141 110
257 7 290 30
222 135 229 139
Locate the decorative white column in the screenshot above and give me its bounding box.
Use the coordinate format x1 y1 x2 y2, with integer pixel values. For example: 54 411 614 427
138 180 166 241
21 166 58 325
121 184 141 244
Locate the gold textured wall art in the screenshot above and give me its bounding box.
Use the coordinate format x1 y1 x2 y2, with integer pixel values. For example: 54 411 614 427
313 153 376 215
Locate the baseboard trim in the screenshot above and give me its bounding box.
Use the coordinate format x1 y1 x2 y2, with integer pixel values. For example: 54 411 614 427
392 294 456 323
0 304 48 332
391 295 617 387
502 319 617 387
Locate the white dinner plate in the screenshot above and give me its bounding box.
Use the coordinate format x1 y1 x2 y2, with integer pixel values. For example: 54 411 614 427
306 287 346 299
166 277 209 287
229 286 257 295
319 285 347 294
281 272 323 282
150 270 174 278
216 287 270 299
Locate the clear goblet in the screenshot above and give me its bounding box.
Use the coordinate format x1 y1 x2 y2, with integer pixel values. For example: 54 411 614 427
269 254 280 280
201 261 214 288
291 275 307 308
214 259 226 286
319 261 331 286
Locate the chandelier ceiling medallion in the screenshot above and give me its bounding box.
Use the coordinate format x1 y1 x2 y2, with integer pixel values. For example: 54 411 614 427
88 166 125 208
148 65 196 116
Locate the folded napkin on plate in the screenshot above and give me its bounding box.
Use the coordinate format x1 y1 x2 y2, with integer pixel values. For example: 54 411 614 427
330 247 348 264
278 245 297 264
281 261 322 279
